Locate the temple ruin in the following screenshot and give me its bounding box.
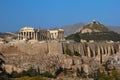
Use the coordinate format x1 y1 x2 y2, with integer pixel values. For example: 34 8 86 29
18 27 64 41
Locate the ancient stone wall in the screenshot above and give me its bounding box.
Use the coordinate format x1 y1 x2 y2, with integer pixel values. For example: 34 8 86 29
0 42 120 61
62 42 120 57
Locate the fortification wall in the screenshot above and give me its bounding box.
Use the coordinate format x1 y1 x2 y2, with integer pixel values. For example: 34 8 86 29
62 42 120 57
0 42 120 58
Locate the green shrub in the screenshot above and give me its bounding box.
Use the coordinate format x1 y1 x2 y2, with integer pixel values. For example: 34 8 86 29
55 67 63 76
74 51 80 56
10 67 39 78
41 71 55 78
65 48 73 56
11 71 20 78
0 74 9 80
26 67 37 77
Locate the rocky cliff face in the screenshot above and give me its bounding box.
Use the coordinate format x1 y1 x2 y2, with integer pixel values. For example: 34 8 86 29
0 41 120 76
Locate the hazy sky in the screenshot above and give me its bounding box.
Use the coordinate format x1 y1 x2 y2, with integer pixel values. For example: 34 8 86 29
0 0 120 32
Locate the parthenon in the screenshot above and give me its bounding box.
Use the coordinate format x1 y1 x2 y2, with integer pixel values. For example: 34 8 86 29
18 27 64 41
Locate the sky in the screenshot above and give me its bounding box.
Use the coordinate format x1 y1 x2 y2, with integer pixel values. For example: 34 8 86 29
0 0 120 32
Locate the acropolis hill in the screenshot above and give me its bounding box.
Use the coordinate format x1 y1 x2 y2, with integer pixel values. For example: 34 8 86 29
0 41 120 79
0 21 120 79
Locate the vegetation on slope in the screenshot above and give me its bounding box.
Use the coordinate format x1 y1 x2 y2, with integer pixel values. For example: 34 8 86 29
66 31 120 42
13 76 48 80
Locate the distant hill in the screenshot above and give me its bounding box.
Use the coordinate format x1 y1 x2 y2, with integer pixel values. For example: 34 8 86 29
0 32 18 42
61 22 120 36
61 23 85 36
66 21 120 42
108 26 120 34
80 20 109 33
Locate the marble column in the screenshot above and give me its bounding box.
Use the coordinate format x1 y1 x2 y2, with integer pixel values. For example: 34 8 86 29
31 32 33 39
28 32 30 39
27 32 28 39
18 33 20 40
36 32 38 40
20 33 21 40
30 32 32 39
34 32 36 40
20 32 22 40
23 32 24 40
